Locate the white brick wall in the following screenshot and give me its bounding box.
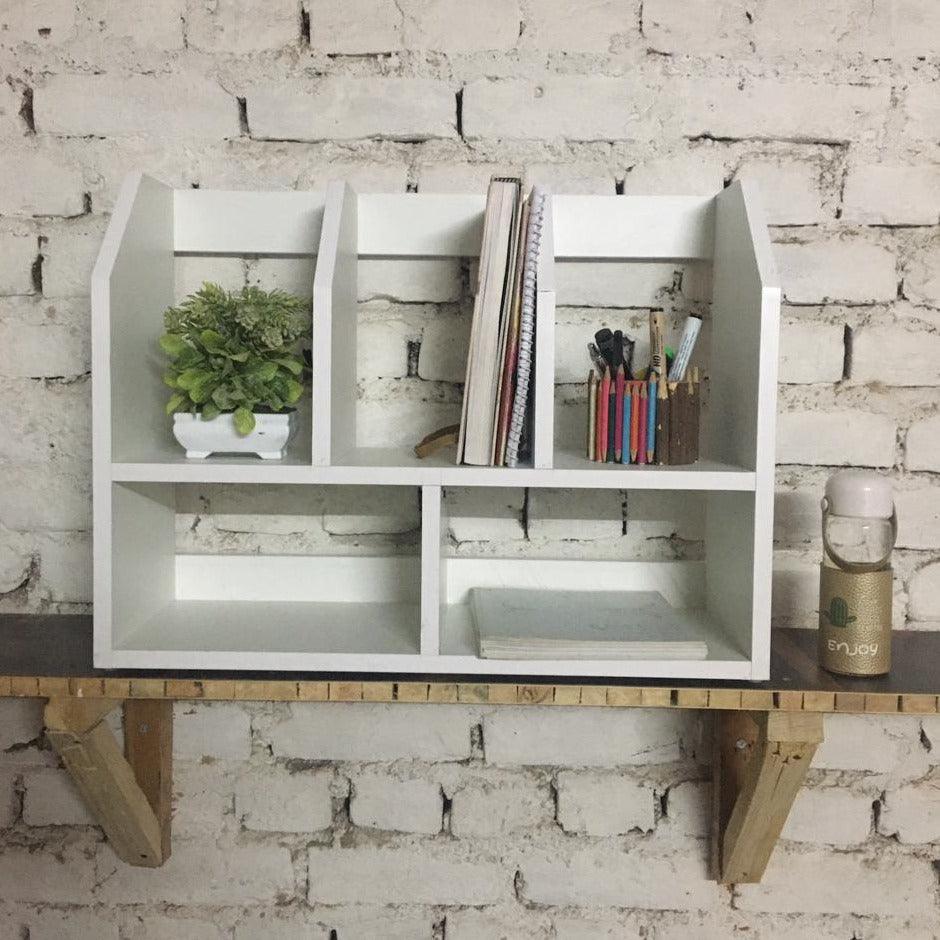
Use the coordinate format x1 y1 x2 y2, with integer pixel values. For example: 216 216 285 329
3 0 940 932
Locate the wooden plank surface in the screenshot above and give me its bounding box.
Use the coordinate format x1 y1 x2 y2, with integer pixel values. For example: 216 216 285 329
124 700 173 863
2 617 939 714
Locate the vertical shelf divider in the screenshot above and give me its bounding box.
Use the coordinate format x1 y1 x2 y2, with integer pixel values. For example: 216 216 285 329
533 192 556 469
420 485 443 656
312 181 358 466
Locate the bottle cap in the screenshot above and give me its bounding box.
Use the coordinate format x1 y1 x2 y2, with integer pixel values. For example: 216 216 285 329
823 470 893 519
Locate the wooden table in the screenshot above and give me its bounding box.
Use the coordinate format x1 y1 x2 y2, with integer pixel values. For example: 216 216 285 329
3 615 938 883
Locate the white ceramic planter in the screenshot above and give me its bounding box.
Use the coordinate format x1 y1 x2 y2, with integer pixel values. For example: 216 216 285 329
173 412 296 460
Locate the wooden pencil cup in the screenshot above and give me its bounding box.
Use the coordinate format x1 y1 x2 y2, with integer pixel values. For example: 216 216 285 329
656 379 700 466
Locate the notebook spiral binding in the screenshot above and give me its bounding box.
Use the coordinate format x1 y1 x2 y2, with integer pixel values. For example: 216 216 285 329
505 185 547 468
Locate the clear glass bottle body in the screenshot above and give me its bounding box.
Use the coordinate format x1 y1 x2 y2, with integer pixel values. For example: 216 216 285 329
823 513 894 570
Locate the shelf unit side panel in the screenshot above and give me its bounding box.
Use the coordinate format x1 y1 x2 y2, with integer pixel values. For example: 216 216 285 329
173 190 326 255
111 483 176 654
420 485 443 655
108 176 175 465
533 196 556 469
552 195 715 260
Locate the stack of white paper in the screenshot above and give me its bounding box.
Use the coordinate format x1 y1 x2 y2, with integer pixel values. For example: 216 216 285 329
470 588 709 660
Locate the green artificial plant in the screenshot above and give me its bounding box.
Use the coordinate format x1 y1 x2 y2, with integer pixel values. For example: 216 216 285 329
160 283 309 435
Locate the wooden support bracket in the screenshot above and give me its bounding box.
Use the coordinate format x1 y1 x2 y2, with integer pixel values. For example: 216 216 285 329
713 709 824 884
44 697 172 868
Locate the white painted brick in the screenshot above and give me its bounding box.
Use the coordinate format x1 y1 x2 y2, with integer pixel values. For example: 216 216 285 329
672 77 890 143
662 779 709 837
358 310 414 378
0 80 23 136
236 766 333 832
734 156 828 225
22 908 119 940
463 77 643 141
358 258 462 303
484 708 697 766
35 531 92 603
403 0 520 51
268 702 475 761
245 257 312 300
417 161 518 193
0 0 76 43
0 846 95 903
781 787 872 846
527 163 615 194
307 846 505 905
79 0 185 50
22 768 95 826
776 409 896 467
236 908 433 940
447 909 552 940
906 414 940 471
445 487 525 542
248 78 456 142
41 216 109 299
97 841 294 904
773 479 822 547
357 395 461 448
521 846 719 910
350 769 442 834
643 0 748 55
172 762 235 835
556 770 655 835
0 377 87 463
896 486 940 550
904 243 940 307
174 255 245 301
909 561 940 622
449 773 551 836
0 699 43 750
554 261 703 308
843 165 940 226
0 298 90 378
904 83 940 142
553 914 648 940
622 151 725 196
778 319 844 384
322 485 418 535
0 145 85 217
418 310 475 382
852 321 940 386
880 782 940 843
35 73 238 139
522 0 623 51
0 226 38 296
528 488 622 541
306 0 401 53
815 714 927 775
174 702 251 760
186 0 298 52
771 554 823 626
921 715 940 764
775 240 897 305
735 846 936 915
0 770 17 827
121 913 227 940
0 528 31 594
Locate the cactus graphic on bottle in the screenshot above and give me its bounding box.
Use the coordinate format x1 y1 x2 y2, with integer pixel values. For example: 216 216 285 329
821 596 856 628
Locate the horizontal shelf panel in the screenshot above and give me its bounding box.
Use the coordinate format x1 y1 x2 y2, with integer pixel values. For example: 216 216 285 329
552 195 715 261
117 600 420 658
174 189 326 255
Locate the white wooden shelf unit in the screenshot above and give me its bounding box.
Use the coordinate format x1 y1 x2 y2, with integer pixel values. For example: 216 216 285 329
93 173 780 680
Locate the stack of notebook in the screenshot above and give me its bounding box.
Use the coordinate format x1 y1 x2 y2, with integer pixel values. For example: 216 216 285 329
470 588 709 660
457 178 547 467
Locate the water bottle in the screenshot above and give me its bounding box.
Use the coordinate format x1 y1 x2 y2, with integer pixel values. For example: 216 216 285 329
818 470 896 676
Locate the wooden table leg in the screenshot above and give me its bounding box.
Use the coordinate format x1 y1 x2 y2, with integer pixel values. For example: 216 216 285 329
124 699 173 864
713 709 824 884
44 697 171 867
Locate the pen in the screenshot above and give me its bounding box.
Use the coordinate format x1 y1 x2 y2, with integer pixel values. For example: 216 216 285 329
621 386 631 464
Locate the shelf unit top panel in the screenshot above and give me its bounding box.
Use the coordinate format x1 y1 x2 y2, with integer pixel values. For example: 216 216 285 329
3 616 938 716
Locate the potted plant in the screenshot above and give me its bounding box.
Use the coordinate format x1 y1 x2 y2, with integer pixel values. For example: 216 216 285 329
160 282 309 459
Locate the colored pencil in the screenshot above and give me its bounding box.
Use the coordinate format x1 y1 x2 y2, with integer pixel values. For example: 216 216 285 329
597 365 610 462
614 365 625 462
637 382 648 466
629 381 640 463
647 377 657 464
621 387 631 464
587 371 597 461
607 389 616 462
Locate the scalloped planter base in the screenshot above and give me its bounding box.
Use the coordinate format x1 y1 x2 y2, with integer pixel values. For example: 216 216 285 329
172 412 296 460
